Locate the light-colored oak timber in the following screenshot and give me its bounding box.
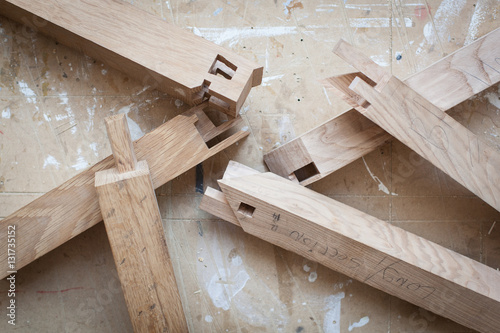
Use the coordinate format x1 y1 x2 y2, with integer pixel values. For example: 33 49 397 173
96 160 188 333
200 187 240 226
97 115 187 332
0 103 249 279
264 27 500 185
200 160 260 225
0 0 263 116
104 114 137 173
218 171 500 333
349 75 500 212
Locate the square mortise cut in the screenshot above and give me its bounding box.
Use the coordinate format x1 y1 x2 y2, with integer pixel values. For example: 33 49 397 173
209 54 237 80
237 202 255 217
291 162 320 183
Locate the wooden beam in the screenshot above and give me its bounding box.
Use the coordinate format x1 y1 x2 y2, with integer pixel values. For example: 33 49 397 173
217 170 500 333
199 160 260 226
264 27 500 185
0 0 263 116
200 187 240 226
0 103 249 279
349 75 500 211
96 116 187 332
326 39 500 211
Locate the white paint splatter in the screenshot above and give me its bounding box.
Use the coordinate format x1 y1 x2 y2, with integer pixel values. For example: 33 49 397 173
369 55 389 67
213 7 223 16
316 3 425 12
205 315 213 323
278 115 296 144
207 267 250 311
430 0 467 43
18 81 36 103
89 142 99 157
323 292 345 333
71 148 88 171
308 271 318 283
126 116 145 141
86 104 96 132
261 74 284 86
101 69 107 75
362 157 397 196
230 254 243 267
323 87 332 106
59 92 69 105
283 0 294 15
348 17 413 28
2 107 11 119
118 105 145 140
303 264 311 272
348 316 370 331
464 1 487 45
485 90 500 109
43 155 61 169
197 224 288 328
191 26 297 47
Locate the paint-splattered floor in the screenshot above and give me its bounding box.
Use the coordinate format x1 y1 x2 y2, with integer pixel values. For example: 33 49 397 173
1 0 499 332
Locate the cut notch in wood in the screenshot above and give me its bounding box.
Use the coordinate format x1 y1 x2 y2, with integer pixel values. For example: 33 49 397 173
0 0 263 117
0 103 250 279
211 164 500 333
264 27 500 186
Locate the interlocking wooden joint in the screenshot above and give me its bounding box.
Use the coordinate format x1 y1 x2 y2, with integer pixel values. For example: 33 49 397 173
201 161 500 333
96 114 188 332
0 103 249 279
0 0 263 117
329 40 500 212
264 27 500 185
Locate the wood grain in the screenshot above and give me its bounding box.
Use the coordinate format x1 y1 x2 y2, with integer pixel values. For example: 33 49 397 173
350 75 500 212
199 160 260 225
0 0 263 116
96 161 188 333
264 27 500 185
104 114 137 174
200 187 240 226
0 104 249 279
219 171 500 333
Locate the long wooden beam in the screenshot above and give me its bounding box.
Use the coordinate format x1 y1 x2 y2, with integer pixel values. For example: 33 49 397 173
214 167 500 333
96 115 188 332
350 74 500 211
0 0 263 116
264 27 500 185
327 39 500 211
0 103 248 279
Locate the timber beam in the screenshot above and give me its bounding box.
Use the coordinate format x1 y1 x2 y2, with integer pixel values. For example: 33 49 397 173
0 103 248 279
0 0 263 117
264 27 500 185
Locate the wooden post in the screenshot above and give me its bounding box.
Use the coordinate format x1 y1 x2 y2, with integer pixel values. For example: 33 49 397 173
0 103 249 280
95 114 188 333
104 115 137 174
216 169 500 333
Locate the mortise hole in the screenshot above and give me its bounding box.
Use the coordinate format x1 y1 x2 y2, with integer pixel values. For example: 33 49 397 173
291 162 320 183
209 55 237 80
237 202 255 217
